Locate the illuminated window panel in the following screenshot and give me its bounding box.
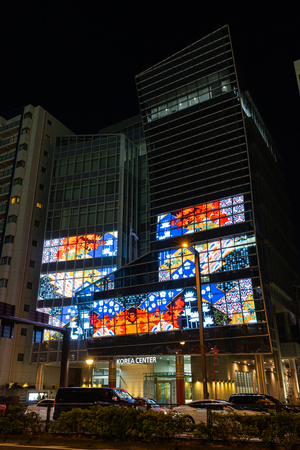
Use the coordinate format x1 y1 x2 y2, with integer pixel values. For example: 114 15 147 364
41 277 258 341
37 305 81 341
42 232 118 263
156 195 245 241
158 234 254 281
38 267 116 300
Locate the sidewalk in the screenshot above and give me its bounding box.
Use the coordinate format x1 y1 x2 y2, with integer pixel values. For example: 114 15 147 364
0 436 267 450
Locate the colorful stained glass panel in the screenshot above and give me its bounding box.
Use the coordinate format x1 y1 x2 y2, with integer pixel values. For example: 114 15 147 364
157 195 246 241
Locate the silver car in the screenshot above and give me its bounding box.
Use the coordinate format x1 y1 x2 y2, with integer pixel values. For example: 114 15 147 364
173 399 260 423
134 397 170 414
26 398 55 420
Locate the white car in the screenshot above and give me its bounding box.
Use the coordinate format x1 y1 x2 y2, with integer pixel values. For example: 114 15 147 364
173 399 260 423
26 398 55 420
134 397 170 414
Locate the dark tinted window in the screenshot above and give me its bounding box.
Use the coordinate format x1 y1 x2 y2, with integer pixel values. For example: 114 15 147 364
230 394 284 409
97 389 115 401
230 395 262 405
56 388 115 403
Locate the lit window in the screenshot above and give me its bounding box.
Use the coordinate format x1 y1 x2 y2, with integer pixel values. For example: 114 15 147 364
37 202 42 209
11 196 20 204
45 135 50 141
21 127 30 135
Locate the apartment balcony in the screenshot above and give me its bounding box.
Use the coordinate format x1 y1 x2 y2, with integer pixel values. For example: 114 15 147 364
0 120 20 139
0 135 18 150
0 150 16 171
0 167 13 183
0 201 7 217
0 184 10 198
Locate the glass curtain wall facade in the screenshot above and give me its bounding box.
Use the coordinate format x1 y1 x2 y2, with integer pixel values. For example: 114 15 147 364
99 116 150 256
33 134 138 363
73 27 299 375
32 26 300 400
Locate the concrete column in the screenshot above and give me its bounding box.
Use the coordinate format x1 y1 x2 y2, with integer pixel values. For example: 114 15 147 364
272 304 287 401
255 354 266 394
284 313 292 341
35 363 44 391
176 355 185 404
273 350 286 402
59 330 70 387
109 359 116 388
288 359 299 405
252 370 257 392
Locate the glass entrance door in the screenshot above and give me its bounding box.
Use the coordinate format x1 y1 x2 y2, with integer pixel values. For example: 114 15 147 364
156 381 171 404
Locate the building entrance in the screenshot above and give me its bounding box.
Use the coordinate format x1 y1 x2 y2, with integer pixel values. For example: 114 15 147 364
143 372 191 404
156 381 171 404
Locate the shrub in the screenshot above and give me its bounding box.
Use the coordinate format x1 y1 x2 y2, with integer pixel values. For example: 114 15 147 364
0 405 42 436
51 405 188 442
210 411 300 449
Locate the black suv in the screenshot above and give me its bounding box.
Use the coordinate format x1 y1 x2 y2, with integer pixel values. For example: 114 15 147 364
53 387 135 419
228 393 291 412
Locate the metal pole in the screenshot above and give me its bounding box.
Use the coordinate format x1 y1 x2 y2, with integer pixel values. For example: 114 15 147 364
194 248 208 399
59 330 70 387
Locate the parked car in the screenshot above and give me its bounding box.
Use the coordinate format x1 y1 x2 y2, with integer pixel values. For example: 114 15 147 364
228 393 292 412
53 387 135 419
134 397 170 413
26 398 55 420
173 399 261 423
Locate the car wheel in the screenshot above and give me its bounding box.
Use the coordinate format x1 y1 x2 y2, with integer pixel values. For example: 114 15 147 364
185 416 195 431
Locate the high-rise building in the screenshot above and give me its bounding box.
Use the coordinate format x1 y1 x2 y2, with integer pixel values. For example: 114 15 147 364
0 105 73 392
69 26 300 402
33 133 139 387
20 26 300 404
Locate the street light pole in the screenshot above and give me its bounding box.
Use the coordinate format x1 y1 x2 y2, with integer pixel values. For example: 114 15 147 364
183 243 208 399
86 359 94 387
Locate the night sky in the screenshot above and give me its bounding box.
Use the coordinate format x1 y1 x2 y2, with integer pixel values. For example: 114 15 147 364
1 2 300 246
